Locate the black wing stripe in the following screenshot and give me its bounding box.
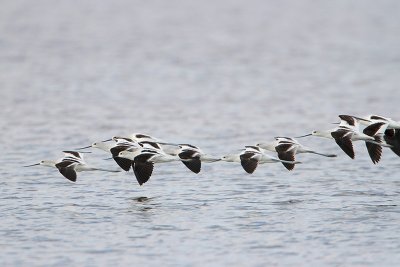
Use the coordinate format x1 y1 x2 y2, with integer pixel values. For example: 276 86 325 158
363 122 385 137
55 161 74 169
275 143 293 153
62 151 81 158
179 150 197 159
339 115 355 126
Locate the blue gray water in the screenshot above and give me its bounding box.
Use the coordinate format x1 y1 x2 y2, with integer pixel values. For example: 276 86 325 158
1 0 400 266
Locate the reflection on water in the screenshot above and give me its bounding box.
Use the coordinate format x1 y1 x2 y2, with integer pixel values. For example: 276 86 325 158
1 0 400 266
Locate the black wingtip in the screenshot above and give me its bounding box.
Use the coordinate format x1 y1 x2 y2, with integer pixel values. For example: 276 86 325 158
58 168 77 182
113 157 132 171
181 159 201 174
281 162 295 171
366 136 383 164
133 162 154 186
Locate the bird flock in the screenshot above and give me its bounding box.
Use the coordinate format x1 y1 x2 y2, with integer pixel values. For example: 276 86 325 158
25 114 400 185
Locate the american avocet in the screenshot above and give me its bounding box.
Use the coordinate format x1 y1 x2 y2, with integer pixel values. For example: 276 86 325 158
76 138 141 171
221 146 301 174
338 115 393 163
24 151 120 182
359 115 400 157
256 137 337 170
177 144 220 174
118 148 187 185
297 115 389 163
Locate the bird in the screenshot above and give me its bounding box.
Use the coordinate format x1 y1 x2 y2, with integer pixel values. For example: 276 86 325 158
256 137 337 170
221 146 301 174
118 148 188 185
23 151 120 182
76 138 141 171
358 115 400 157
296 115 390 163
177 144 220 174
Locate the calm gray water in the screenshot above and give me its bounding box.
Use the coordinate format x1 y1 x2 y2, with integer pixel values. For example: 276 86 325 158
1 0 400 266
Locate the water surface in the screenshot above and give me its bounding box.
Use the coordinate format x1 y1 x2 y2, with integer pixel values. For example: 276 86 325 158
1 0 400 266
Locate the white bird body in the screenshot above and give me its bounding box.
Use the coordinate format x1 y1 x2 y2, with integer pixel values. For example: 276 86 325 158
118 148 181 163
221 146 300 174
299 115 390 163
24 151 120 182
257 137 337 170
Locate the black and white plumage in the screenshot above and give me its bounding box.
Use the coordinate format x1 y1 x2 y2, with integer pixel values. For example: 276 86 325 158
118 148 185 185
257 137 337 171
177 144 220 174
221 146 301 174
359 115 400 158
76 138 141 171
297 115 389 162
24 151 120 182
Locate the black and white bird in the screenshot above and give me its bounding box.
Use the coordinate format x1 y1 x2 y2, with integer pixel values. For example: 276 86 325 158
256 137 337 170
297 115 390 163
177 144 220 174
359 115 400 157
24 151 120 182
118 148 187 185
221 146 301 174
76 137 141 171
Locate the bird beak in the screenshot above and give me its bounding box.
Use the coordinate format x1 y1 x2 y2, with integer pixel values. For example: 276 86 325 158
103 157 113 160
75 145 92 150
23 163 40 167
331 122 340 125
79 151 92 154
295 134 312 138
101 138 112 142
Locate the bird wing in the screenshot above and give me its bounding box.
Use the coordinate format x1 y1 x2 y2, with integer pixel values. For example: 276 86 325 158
338 115 359 130
331 129 355 159
55 161 77 182
365 142 382 164
275 143 296 171
62 151 83 159
239 152 259 174
363 122 388 137
384 129 400 157
132 153 155 185
179 149 201 174
113 157 133 171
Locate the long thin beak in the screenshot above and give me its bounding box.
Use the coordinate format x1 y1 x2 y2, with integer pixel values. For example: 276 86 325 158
295 134 312 138
79 151 92 154
75 145 92 150
103 157 113 160
23 163 40 167
102 138 112 142
331 122 340 125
